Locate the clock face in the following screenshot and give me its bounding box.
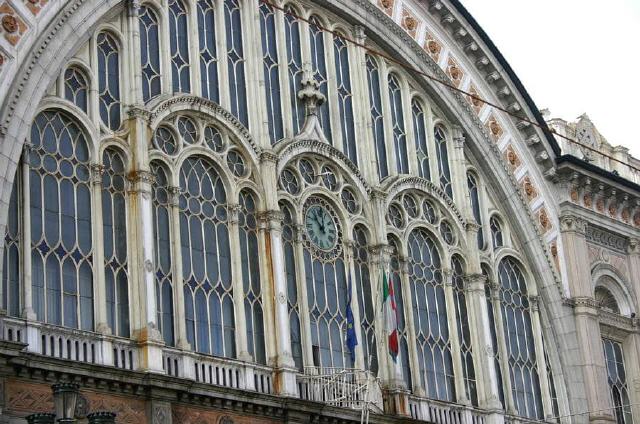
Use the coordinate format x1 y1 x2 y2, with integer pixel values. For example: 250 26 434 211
305 205 337 250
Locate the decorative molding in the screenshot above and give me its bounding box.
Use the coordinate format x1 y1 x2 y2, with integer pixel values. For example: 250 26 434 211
585 225 628 254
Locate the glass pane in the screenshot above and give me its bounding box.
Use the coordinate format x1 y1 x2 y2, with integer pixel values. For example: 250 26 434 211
260 3 284 144
139 6 162 101
366 55 387 179
97 33 121 130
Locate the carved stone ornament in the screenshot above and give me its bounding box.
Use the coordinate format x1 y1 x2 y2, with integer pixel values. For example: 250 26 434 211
1 15 17 33
219 416 234 424
559 214 586 234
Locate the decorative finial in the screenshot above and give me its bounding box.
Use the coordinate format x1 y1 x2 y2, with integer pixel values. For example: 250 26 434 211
294 65 329 143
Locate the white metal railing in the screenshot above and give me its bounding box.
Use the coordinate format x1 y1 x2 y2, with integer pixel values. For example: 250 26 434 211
161 345 274 394
297 367 383 413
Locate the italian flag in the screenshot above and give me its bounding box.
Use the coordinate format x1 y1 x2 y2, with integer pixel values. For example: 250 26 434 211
382 270 399 362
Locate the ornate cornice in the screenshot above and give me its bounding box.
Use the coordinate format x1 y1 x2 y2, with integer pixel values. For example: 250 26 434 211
585 225 628 254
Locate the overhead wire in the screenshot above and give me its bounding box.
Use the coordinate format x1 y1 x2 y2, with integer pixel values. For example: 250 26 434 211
258 0 640 179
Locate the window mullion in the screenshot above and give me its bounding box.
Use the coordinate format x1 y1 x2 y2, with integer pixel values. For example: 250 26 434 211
188 0 202 96
444 267 470 404
228 203 250 362
91 164 109 340
399 251 424 396
292 219 314 369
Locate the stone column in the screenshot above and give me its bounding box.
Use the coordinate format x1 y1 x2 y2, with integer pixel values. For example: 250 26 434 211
20 144 36 321
560 214 615 424
443 268 470 406
229 203 251 362
530 295 555 421
489 278 516 415
465 272 503 420
450 126 468 206
167 186 190 351
259 208 298 396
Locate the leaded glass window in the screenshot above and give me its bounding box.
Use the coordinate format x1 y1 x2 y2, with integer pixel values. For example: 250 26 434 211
2 177 20 317
603 338 633 424
334 34 356 164
152 162 174 346
435 126 452 198
198 0 219 102
366 55 387 179
180 157 235 358
260 3 283 144
388 74 408 174
224 0 248 127
353 226 376 374
491 216 503 249
452 256 477 406
102 149 129 337
238 190 265 364
498 258 543 419
139 6 162 102
285 6 304 134
30 111 93 330
303 197 350 368
64 67 89 112
544 342 560 421
169 0 191 93
308 16 331 139
467 173 484 250
412 99 430 179
97 32 121 131
389 237 411 389
408 228 454 401
281 202 303 370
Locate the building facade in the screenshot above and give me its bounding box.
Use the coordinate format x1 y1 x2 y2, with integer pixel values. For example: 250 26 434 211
0 0 638 423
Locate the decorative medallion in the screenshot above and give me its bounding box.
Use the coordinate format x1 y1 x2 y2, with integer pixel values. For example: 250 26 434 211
424 33 442 62
486 115 503 142
446 56 464 87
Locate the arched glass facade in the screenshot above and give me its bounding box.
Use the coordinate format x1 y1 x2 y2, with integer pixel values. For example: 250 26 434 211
0 2 565 420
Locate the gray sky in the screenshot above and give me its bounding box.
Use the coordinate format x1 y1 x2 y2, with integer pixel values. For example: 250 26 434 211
460 0 640 158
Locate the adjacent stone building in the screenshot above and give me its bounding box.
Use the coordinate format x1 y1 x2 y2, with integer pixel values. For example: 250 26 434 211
0 0 638 423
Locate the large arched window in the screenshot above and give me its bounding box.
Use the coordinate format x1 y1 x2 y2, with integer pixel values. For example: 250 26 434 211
412 99 430 179
334 34 356 164
281 201 303 370
97 32 121 131
308 16 331 139
285 5 304 135
238 189 265 364
197 0 219 102
366 55 387 179
180 157 235 358
467 173 484 250
389 236 411 389
139 5 161 102
64 67 89 112
30 111 93 330
408 228 454 401
260 2 283 144
435 126 452 198
152 162 174 346
498 257 543 419
602 338 633 424
353 225 376 374
303 196 350 368
102 148 129 337
388 74 408 174
451 255 477 406
169 0 191 93
2 178 20 317
224 0 248 127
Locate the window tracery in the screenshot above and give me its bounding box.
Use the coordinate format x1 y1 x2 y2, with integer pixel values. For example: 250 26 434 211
260 2 283 144
467 173 484 250
102 148 129 337
366 55 387 179
353 225 377 374
388 74 408 174
435 125 452 198
64 67 89 112
490 216 504 249
285 5 304 135
97 32 121 131
603 338 633 424
308 16 331 140
334 34 356 164
389 237 411 389
412 99 430 179
224 0 248 127
2 178 20 317
197 0 219 102
139 5 161 102
169 0 191 93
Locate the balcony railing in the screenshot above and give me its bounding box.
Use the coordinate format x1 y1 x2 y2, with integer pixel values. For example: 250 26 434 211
297 367 383 413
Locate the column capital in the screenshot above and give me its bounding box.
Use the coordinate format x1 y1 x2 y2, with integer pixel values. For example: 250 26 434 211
452 125 465 148
167 186 182 207
228 203 241 224
464 273 486 293
126 104 150 120
559 213 587 234
260 150 278 164
91 164 105 185
22 142 33 156
443 268 453 286
528 295 539 311
257 210 284 232
126 0 141 17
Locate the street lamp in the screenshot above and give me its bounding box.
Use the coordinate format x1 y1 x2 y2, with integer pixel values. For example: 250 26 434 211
87 412 117 424
25 413 56 424
51 383 80 423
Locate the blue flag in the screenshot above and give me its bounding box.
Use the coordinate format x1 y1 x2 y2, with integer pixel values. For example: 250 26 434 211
345 274 358 363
